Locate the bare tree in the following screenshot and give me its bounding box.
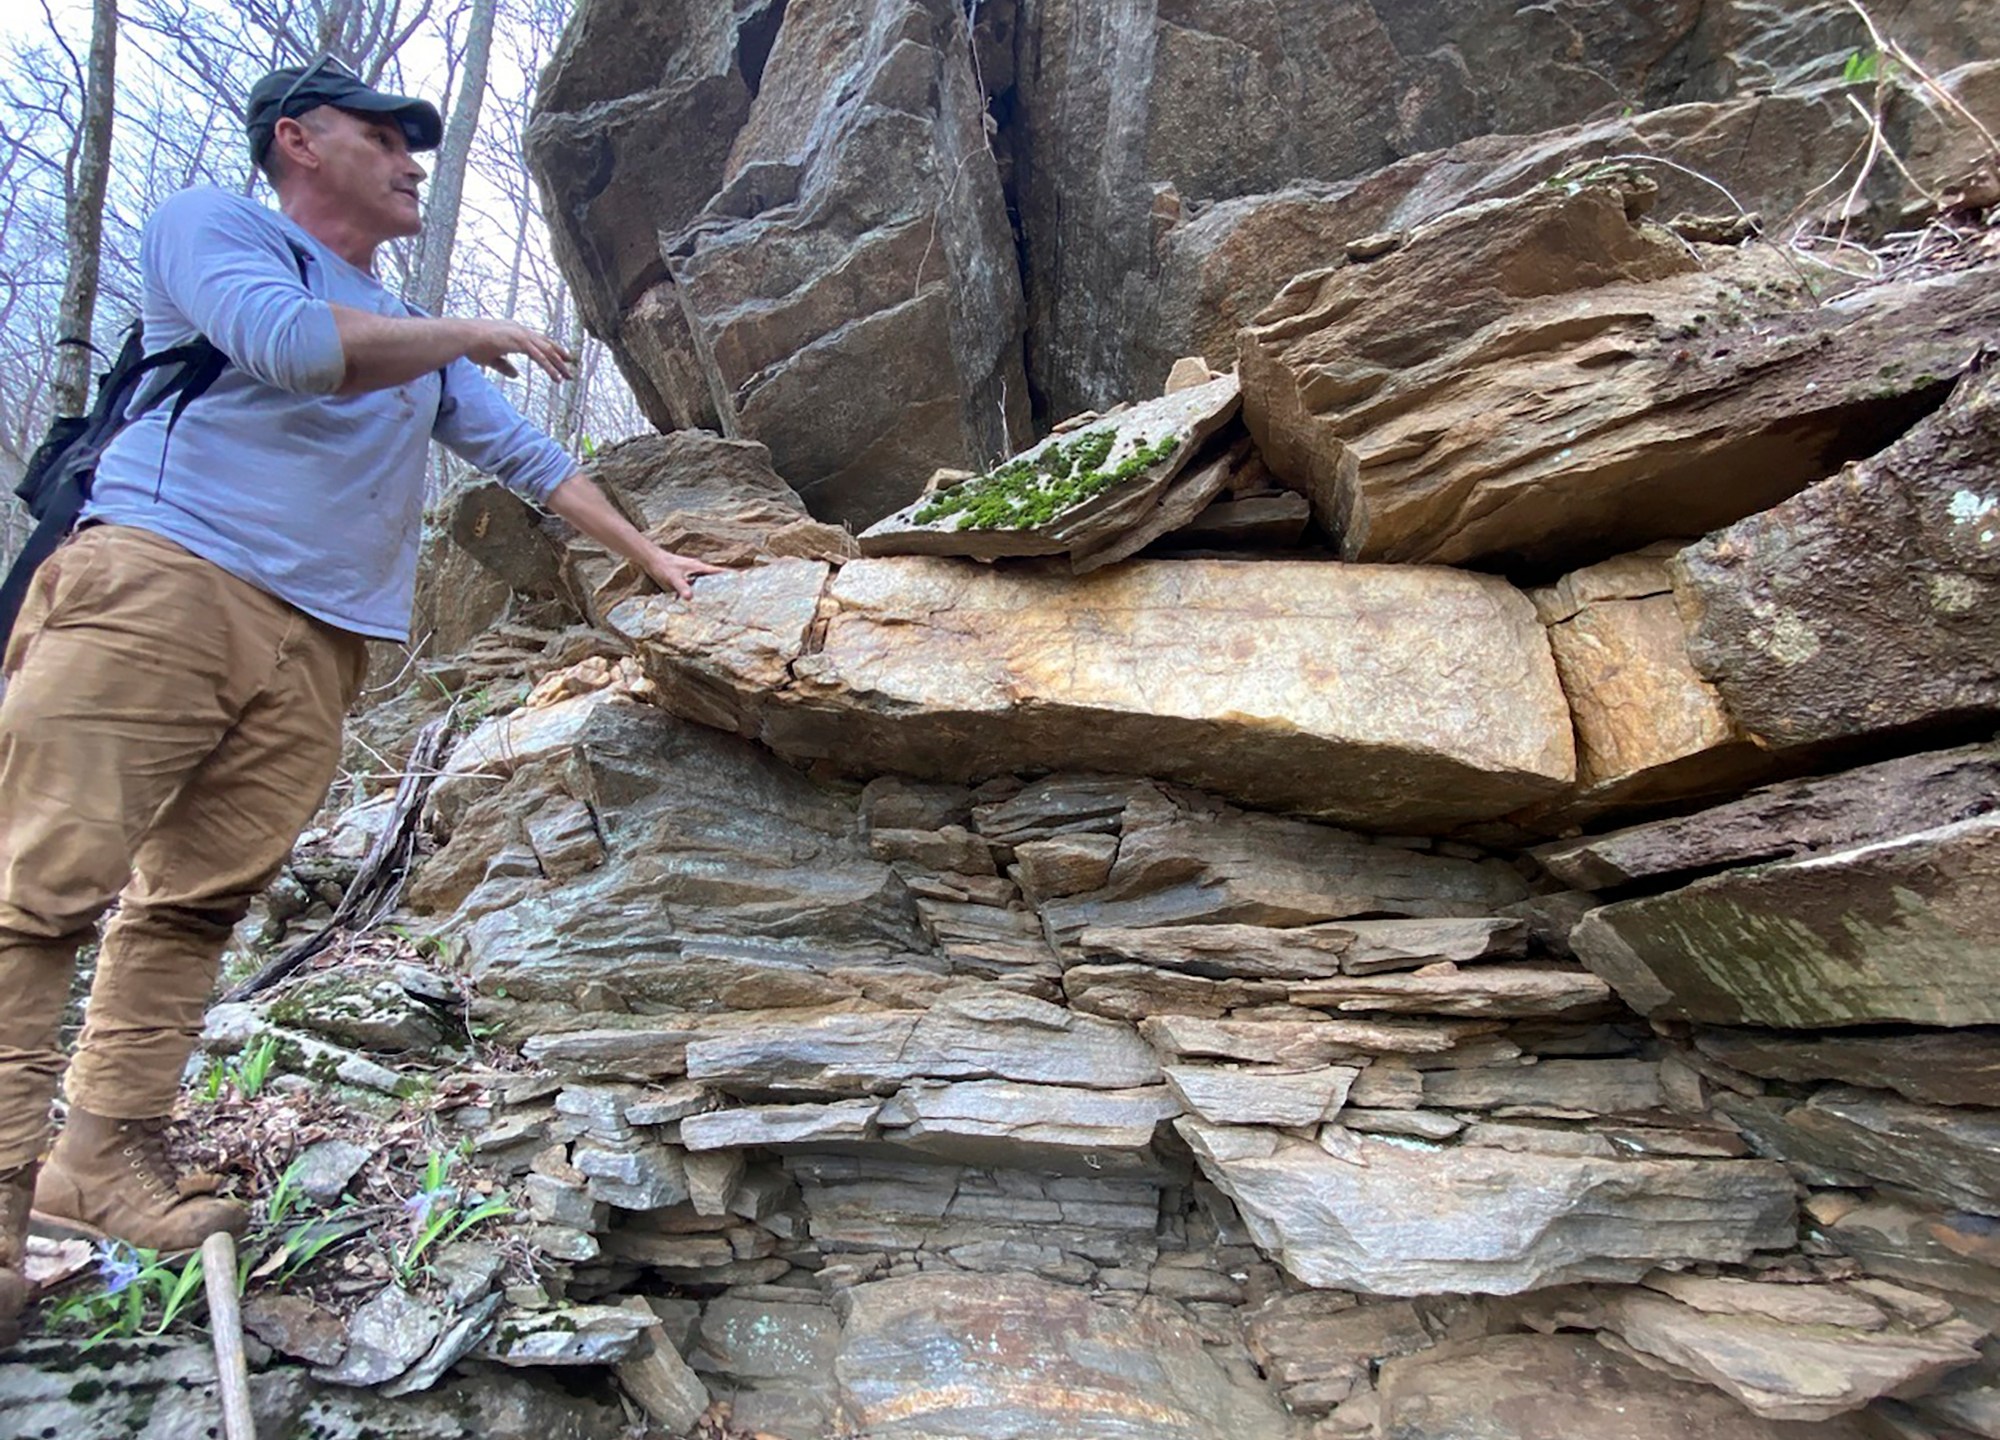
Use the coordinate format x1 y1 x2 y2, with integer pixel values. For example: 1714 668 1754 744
410 0 496 314
50 0 120 418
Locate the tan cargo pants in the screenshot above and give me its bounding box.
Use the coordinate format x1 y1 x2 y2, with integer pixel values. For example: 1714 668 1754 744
0 524 366 1169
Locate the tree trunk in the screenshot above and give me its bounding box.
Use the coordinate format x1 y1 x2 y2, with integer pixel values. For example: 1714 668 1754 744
51 0 118 418
409 0 496 314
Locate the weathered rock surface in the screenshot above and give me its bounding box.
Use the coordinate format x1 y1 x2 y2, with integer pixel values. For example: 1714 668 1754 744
683 994 1160 1094
0 1338 632 1439
1076 917 1527 979
1165 1065 1358 1128
1719 1088 2000 1214
1143 1015 1498 1064
1696 1027 2000 1109
1240 181 2000 572
1533 742 2000 890
1572 814 2000 1029
573 432 855 617
1038 793 1530 936
1672 365 2000 751
1823 1199 2000 1302
1179 1120 1794 1294
1147 61 2000 389
1285 966 1616 1019
530 0 1027 527
1377 1332 1863 1440
831 1273 1289 1438
612 555 1574 829
1017 3 2000 418
414 694 924 1005
1601 1287 1985 1421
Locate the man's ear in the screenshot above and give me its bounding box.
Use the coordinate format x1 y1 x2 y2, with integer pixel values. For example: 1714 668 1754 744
271 114 318 173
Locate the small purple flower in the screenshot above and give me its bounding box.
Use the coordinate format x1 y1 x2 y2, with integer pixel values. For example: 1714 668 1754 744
403 1185 452 1226
97 1242 142 1296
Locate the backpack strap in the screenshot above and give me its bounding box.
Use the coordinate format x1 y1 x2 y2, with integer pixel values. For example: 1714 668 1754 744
0 240 318 644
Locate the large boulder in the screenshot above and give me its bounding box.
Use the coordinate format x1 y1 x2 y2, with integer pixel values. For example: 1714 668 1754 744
608 555 1576 830
1238 179 2000 573
529 0 1029 527
1571 814 2000 1029
1009 2 1998 419
1671 365 2000 752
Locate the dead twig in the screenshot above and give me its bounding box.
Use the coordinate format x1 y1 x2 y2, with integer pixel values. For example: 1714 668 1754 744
225 709 457 1002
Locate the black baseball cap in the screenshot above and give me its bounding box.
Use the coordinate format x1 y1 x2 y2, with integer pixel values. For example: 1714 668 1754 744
246 55 443 165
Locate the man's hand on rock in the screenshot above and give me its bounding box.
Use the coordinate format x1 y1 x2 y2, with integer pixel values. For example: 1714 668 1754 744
640 546 729 601
460 319 576 383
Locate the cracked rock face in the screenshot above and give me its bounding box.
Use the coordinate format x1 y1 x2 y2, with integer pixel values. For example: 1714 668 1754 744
1239 183 2000 574
529 0 1027 529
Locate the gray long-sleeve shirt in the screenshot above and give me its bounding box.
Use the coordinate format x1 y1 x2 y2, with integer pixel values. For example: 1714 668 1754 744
87 186 575 642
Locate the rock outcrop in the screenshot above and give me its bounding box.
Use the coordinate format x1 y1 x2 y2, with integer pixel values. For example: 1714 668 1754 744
26 7 2000 1438
529 0 1028 526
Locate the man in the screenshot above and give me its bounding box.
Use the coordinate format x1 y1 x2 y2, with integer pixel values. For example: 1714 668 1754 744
0 57 723 1343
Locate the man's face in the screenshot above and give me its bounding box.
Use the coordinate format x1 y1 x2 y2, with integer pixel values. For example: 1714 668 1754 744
294 107 427 240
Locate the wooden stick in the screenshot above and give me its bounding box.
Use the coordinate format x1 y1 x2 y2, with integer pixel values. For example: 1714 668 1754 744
201 1231 257 1440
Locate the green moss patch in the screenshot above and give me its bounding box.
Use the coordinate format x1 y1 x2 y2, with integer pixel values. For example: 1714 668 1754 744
913 428 1179 531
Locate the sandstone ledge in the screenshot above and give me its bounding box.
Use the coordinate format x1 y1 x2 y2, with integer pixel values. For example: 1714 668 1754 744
610 555 1575 831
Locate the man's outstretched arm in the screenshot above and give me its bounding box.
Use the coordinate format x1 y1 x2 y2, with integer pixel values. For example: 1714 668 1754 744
329 304 576 395
542 475 726 600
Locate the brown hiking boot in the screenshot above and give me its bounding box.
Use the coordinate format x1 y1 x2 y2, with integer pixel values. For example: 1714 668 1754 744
1 1163 34 1348
31 1109 244 1253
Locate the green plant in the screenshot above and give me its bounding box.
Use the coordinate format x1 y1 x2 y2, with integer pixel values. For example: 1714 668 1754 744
232 1035 280 1098
197 1033 283 1104
48 1244 206 1346
242 1158 366 1289
1843 48 1883 84
390 1145 512 1284
383 922 448 962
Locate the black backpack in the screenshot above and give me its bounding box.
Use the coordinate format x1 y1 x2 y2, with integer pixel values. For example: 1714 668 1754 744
0 242 311 649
